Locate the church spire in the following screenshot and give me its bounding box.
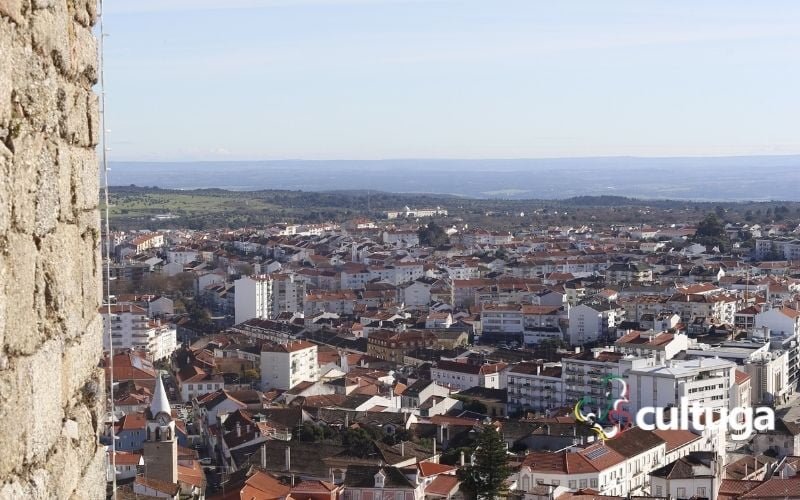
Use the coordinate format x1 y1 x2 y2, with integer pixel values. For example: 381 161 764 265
150 374 171 418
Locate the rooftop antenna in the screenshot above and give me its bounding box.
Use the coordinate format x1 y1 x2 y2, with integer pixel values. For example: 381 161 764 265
99 0 117 497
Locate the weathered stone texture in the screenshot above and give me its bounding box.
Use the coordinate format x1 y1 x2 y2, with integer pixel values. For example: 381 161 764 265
0 0 103 498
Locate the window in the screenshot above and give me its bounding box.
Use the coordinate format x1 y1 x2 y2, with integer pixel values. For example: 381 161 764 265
698 487 706 496
590 478 598 488
677 487 686 498
568 480 577 489
579 479 587 488
655 486 662 496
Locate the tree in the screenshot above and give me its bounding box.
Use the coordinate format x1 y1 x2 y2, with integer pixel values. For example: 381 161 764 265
458 426 510 500
299 422 324 442
342 428 376 458
692 213 729 252
418 222 449 247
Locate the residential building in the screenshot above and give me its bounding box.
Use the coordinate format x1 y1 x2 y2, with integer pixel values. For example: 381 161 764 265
343 465 425 500
627 358 737 425
261 340 320 391
101 305 177 361
506 362 564 414
430 360 508 391
567 301 624 345
235 274 305 324
649 452 721 500
367 329 438 364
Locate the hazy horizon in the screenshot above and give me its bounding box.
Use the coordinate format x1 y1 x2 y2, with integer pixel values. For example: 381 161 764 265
108 155 800 201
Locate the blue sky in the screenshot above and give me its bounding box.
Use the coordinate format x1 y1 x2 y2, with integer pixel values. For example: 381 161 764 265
102 0 800 161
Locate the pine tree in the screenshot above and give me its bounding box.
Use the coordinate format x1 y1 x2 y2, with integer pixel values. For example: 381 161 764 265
458 426 510 499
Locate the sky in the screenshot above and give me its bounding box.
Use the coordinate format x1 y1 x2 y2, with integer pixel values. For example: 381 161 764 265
102 0 800 161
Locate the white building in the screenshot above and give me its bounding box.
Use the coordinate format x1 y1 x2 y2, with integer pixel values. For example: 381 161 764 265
649 452 720 500
101 305 177 361
234 274 304 324
755 305 800 338
567 301 624 345
506 362 564 413
615 331 689 364
518 428 667 497
430 360 507 391
627 358 737 425
402 279 435 308
260 340 319 391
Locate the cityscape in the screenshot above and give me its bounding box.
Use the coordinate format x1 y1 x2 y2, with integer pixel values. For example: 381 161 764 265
99 201 800 499
2 1 800 499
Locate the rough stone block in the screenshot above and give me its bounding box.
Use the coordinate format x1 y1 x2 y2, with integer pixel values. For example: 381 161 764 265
34 142 60 236
31 6 70 74
70 23 97 85
56 146 74 222
0 0 23 24
69 447 105 500
0 355 28 477
24 338 65 465
70 145 98 211
87 92 99 146
60 83 90 146
2 232 39 355
0 21 12 127
41 224 87 340
0 253 6 353
9 132 45 235
0 155 9 236
61 324 102 404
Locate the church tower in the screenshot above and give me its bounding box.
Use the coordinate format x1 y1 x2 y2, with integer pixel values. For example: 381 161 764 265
143 374 179 485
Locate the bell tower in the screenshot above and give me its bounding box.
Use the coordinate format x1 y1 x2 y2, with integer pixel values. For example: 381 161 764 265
143 375 179 485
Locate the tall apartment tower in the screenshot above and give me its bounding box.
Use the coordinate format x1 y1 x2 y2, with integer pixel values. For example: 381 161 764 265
234 275 275 324
234 274 305 324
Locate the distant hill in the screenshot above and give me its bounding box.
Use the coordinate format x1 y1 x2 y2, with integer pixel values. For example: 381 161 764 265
108 155 800 201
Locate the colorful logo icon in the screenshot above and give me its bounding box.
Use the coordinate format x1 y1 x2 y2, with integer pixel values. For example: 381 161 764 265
573 374 631 441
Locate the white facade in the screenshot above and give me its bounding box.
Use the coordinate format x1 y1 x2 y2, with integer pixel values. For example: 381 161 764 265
235 274 304 324
627 358 737 424
430 361 507 391
260 341 319 391
101 305 177 361
755 306 800 337
402 281 433 307
506 363 564 413
568 303 623 345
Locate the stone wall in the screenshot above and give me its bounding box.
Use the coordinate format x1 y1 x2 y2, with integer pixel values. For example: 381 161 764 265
0 0 104 498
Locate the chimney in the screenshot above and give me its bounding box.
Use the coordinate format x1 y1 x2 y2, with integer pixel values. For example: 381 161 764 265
236 422 241 438
285 446 291 471
261 445 266 468
401 441 405 456
460 451 465 466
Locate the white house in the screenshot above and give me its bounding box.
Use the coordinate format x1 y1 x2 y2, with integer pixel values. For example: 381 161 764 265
567 301 624 345
755 305 800 337
100 305 177 361
260 340 319 391
430 360 507 391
